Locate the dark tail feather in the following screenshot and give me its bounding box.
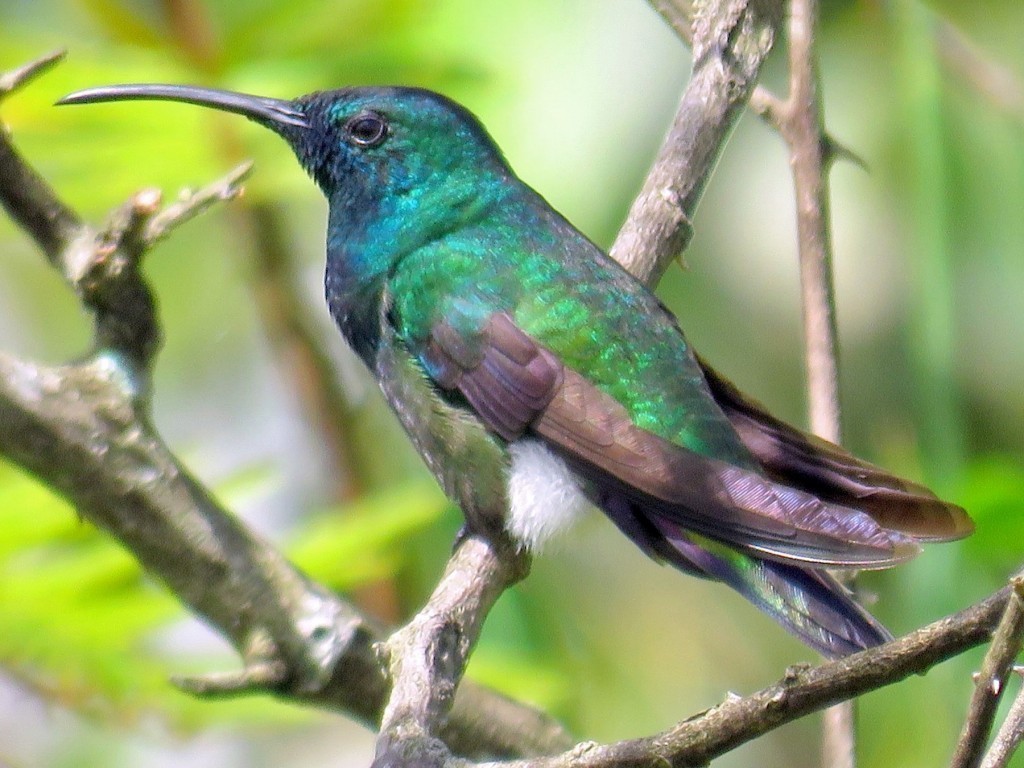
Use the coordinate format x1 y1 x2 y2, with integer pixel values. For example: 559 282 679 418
652 518 891 658
699 357 973 542
723 557 891 658
598 493 891 658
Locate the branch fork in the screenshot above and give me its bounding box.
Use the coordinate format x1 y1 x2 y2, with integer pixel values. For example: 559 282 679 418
374 537 530 766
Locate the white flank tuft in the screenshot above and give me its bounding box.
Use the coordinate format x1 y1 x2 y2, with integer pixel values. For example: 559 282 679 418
506 439 590 551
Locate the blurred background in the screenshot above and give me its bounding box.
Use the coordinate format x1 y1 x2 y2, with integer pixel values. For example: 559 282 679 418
1 0 1022 766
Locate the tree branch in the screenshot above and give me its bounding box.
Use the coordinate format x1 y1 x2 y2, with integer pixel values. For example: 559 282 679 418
374 537 531 767
951 577 1024 768
980 669 1024 768
476 577 1017 768
753 0 842 443
144 161 254 244
0 50 82 263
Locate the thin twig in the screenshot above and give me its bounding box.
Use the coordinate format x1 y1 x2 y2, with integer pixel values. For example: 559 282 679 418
951 578 1024 768
0 52 83 260
754 0 851 763
980 669 1024 768
144 161 252 244
647 0 787 138
647 0 693 42
778 0 842 443
174 660 290 697
0 49 64 98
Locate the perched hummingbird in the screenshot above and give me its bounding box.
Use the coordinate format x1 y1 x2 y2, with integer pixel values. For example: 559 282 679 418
59 83 972 658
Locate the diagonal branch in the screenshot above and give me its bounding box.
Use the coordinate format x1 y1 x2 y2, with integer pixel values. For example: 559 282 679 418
374 537 531 767
144 161 254 244
0 50 82 260
981 668 1024 768
477 576 1018 768
951 577 1024 768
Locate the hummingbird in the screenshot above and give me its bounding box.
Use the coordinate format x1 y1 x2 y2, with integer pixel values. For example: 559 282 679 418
58 83 973 658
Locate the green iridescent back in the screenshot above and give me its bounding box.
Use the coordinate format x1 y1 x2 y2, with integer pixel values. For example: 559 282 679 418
389 182 754 469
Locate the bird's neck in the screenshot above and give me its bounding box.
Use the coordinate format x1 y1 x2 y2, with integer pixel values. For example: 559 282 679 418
324 171 509 360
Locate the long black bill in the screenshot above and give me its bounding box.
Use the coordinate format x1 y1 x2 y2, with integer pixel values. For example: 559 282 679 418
56 84 308 132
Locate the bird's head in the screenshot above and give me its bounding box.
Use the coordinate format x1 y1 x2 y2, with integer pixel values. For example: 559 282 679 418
57 83 511 210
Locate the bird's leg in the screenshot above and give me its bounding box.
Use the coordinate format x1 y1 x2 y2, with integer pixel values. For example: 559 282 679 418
373 532 530 767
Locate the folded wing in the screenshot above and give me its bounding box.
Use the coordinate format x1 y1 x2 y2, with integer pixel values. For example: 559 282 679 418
698 357 973 542
418 311 954 568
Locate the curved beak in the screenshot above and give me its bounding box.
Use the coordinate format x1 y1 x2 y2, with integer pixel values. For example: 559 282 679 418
57 83 308 133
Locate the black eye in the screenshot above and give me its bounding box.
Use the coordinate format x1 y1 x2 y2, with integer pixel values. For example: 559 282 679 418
347 113 388 147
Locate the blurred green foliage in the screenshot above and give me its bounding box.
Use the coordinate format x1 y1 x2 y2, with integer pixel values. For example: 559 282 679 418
1 0 1023 766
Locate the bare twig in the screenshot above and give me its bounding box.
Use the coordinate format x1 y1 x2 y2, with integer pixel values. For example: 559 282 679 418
174 660 290 697
820 699 856 768
646 2 804 159
981 669 1024 768
952 578 1024 768
756 0 841 443
784 0 841 444
0 49 64 98
145 161 253 244
748 0 852 762
647 0 693 41
788 0 853 759
0 52 82 260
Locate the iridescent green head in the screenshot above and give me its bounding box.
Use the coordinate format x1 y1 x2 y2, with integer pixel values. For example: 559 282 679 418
58 83 510 202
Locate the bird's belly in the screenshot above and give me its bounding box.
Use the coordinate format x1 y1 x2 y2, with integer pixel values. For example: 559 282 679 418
506 439 591 551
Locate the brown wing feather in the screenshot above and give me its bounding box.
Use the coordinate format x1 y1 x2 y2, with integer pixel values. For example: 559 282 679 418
534 366 918 567
423 312 920 568
698 356 973 542
423 312 563 440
